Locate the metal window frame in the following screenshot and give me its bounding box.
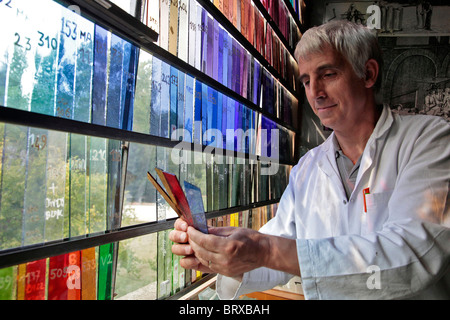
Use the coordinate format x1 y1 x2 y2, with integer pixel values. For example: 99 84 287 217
0 199 280 270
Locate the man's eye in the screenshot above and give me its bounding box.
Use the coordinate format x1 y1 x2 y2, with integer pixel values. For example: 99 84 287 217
324 73 336 78
303 80 310 87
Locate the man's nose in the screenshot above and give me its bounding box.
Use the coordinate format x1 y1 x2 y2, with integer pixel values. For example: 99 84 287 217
310 79 326 101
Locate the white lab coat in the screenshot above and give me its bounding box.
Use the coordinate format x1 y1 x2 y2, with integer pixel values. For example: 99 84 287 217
217 105 450 299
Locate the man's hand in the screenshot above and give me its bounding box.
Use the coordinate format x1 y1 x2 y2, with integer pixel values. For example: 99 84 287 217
169 218 301 279
187 225 269 279
169 218 267 278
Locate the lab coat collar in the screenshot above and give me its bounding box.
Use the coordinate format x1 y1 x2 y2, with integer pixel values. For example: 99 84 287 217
317 105 393 188
356 105 392 185
320 105 392 154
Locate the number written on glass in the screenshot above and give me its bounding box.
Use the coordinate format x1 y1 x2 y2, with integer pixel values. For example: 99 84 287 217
0 0 13 8
14 33 31 51
61 17 92 43
37 31 57 50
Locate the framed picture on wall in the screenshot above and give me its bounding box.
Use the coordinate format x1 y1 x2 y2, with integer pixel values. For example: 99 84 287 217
324 1 450 37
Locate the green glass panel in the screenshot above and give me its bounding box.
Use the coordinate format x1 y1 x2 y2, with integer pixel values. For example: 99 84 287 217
0 267 15 300
98 243 114 300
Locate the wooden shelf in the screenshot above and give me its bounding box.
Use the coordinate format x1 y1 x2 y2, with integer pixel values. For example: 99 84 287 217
243 289 305 300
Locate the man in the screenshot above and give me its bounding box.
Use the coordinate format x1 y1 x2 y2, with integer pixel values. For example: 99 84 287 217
170 20 450 299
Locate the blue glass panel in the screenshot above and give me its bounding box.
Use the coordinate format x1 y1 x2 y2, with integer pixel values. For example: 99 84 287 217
201 82 208 145
221 95 227 150
106 34 125 128
206 86 215 145
169 65 178 137
184 75 194 143
206 14 214 78
200 7 207 74
160 61 170 138
222 30 229 88
92 25 108 125
218 26 223 85
193 80 202 145
177 70 186 140
212 20 219 81
73 14 95 123
133 50 152 134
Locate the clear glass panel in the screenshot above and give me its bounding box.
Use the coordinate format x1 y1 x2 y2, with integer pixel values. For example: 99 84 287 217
115 233 158 300
122 143 157 227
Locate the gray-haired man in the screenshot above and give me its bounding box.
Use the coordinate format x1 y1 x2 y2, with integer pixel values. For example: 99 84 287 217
170 20 450 300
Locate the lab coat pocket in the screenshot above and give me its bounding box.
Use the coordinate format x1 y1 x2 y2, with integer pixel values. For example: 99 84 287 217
364 191 393 233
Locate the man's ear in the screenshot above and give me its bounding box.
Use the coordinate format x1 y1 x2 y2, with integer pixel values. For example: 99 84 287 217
364 59 379 89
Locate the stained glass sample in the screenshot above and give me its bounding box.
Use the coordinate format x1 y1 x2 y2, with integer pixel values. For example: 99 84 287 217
178 0 189 62
160 61 170 139
24 259 46 300
177 70 186 140
184 181 208 234
193 79 202 144
98 243 114 300
159 0 170 50
194 3 203 71
146 0 160 33
168 0 179 56
81 247 97 300
92 25 108 125
169 65 178 136
133 50 152 134
184 75 194 143
0 266 15 300
187 0 197 67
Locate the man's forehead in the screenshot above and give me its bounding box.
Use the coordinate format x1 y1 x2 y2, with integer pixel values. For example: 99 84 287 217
298 48 346 76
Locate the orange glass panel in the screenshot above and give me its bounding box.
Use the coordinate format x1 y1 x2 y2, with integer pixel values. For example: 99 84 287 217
81 248 97 300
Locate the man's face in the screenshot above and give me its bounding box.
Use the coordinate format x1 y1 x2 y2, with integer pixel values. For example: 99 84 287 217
298 46 370 132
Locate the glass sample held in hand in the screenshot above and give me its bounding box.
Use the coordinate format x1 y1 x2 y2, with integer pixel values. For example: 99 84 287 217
147 169 208 234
